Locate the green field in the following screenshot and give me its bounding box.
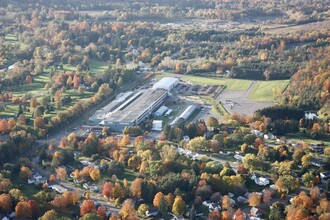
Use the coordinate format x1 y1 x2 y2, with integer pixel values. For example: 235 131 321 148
4 34 28 50
248 80 289 102
156 73 252 90
63 60 109 76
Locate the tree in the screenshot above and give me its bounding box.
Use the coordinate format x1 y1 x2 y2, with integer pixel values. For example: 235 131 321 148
172 196 186 216
102 182 114 201
234 208 245 220
275 175 300 194
242 154 261 171
248 192 261 207
113 182 124 200
56 167 67 181
269 202 285 220
19 166 32 180
90 168 101 181
208 209 221 220
138 204 148 216
302 172 316 187
222 195 232 210
15 201 32 218
118 199 138 220
80 200 96 216
286 207 308 219
39 209 58 220
25 75 32 84
243 134 256 145
301 154 312 167
96 206 107 220
153 192 165 208
34 116 45 128
30 97 38 109
130 178 143 199
73 75 81 89
120 134 131 147
292 191 313 210
207 116 219 129
262 189 272 203
0 194 12 213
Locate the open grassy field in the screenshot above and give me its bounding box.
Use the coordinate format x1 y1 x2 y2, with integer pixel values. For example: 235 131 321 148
116 169 138 183
248 80 289 102
264 19 330 35
156 73 252 90
63 59 109 76
4 34 28 50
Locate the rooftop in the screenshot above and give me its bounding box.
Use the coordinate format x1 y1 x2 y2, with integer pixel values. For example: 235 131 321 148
104 89 168 123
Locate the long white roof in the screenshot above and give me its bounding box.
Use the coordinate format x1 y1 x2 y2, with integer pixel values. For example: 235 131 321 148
152 77 179 90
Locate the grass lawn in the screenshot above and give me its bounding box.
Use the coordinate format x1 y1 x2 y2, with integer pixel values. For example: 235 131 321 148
5 34 18 41
286 131 330 146
212 103 230 118
116 169 138 183
181 75 252 90
155 73 252 90
63 59 109 76
248 80 289 102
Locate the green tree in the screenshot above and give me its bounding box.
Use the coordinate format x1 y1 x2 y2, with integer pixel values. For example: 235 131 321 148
207 116 219 129
269 202 285 220
172 196 186 216
301 154 312 167
302 172 315 187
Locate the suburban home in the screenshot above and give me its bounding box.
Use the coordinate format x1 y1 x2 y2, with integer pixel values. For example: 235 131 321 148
250 207 262 217
320 171 330 180
146 206 158 217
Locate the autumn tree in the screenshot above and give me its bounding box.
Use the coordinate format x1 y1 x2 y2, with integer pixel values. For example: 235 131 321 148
19 166 32 181
301 154 312 167
55 167 67 181
286 207 308 219
80 200 96 216
96 206 107 220
90 168 101 181
39 209 58 220
208 209 221 220
30 97 38 109
120 134 131 147
118 199 138 220
0 194 12 213
138 204 148 216
130 178 143 199
25 75 32 84
234 208 245 220
249 192 261 207
113 182 124 200
207 116 219 129
222 195 232 210
15 201 32 218
102 182 114 201
172 196 186 216
73 75 81 89
262 189 272 203
153 192 165 208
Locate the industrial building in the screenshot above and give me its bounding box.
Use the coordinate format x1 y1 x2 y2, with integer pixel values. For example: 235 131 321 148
100 89 168 131
170 105 197 127
152 77 179 91
89 92 134 124
154 106 168 116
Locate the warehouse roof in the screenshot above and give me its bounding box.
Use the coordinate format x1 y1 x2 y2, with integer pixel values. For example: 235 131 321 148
104 89 168 124
152 77 179 91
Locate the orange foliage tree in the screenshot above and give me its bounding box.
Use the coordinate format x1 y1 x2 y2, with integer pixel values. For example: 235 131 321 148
80 200 96 216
